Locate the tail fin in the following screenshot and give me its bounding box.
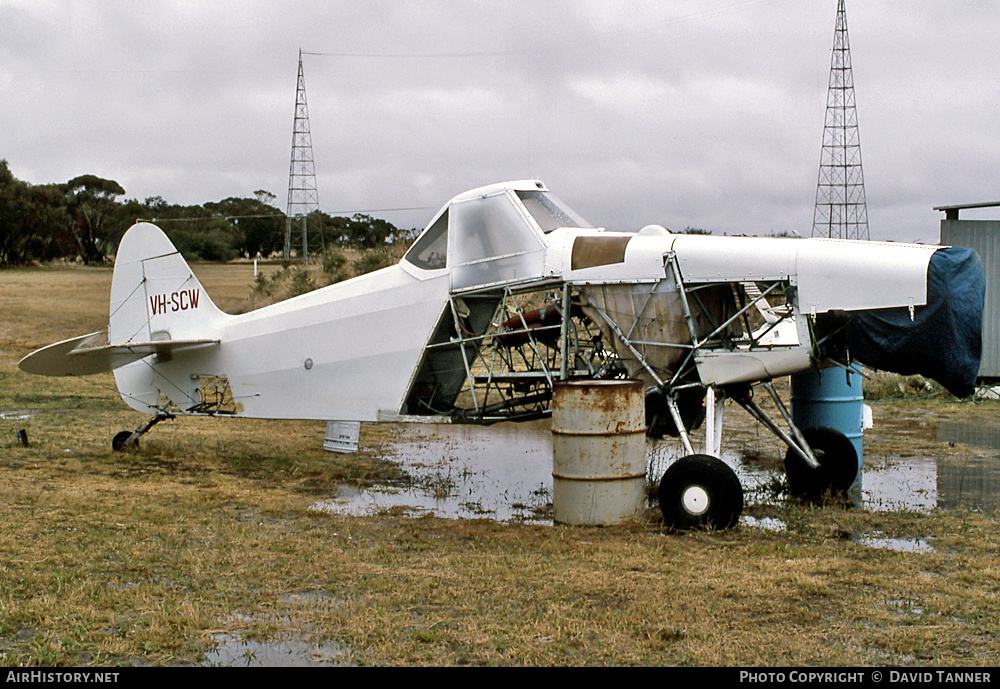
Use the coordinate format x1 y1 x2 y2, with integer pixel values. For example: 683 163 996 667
109 223 228 413
110 222 226 345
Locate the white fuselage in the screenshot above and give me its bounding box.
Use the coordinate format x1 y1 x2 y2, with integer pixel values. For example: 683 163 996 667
24 180 938 423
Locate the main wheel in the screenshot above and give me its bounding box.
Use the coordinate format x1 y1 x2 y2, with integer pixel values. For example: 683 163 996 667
658 454 744 530
784 426 858 499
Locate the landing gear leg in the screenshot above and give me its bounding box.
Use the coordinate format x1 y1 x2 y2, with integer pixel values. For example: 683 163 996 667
112 413 175 452
725 383 858 500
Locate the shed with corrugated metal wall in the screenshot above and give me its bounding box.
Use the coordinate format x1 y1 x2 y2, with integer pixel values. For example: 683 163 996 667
937 202 1000 380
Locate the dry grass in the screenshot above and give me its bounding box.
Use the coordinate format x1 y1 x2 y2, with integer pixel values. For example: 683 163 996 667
1 264 999 666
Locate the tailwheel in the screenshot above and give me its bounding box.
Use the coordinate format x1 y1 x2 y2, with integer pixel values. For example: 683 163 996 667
112 431 137 452
110 413 173 452
658 454 743 530
784 426 858 500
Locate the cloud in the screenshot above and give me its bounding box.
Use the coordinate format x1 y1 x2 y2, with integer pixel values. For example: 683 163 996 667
2 1 998 241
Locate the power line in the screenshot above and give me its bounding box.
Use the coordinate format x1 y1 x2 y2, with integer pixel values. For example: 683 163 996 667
300 50 525 58
140 214 284 223
139 206 436 224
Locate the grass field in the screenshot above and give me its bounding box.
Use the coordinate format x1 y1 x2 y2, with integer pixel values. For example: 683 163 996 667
1 263 998 667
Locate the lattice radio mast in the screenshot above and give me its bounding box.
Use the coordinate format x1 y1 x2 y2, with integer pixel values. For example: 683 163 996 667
285 49 324 261
812 0 869 240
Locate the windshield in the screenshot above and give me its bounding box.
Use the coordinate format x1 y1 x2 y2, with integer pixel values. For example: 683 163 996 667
451 192 546 289
515 190 592 233
403 211 448 269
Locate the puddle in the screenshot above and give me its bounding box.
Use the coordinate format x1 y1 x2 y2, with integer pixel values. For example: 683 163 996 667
202 601 352 667
741 515 786 532
0 411 34 421
311 418 1000 525
311 421 554 523
203 634 350 667
857 532 934 553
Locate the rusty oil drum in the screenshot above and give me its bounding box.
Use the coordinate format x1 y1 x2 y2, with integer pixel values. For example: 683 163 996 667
551 379 647 525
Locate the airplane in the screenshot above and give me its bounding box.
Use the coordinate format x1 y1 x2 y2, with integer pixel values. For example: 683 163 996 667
19 179 983 530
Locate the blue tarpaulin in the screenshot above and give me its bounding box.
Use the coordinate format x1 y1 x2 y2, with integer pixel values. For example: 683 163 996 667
847 246 985 398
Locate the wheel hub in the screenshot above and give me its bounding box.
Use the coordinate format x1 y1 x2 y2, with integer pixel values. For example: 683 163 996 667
681 485 710 516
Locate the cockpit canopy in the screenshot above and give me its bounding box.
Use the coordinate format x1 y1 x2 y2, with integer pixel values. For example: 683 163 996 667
404 180 591 290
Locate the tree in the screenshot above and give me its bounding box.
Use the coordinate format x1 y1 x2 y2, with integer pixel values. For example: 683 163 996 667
0 159 24 265
204 196 285 258
64 174 126 264
0 161 71 265
0 159 411 265
254 189 276 206
324 212 403 248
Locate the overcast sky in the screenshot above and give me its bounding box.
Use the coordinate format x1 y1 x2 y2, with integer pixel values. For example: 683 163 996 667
2 0 998 243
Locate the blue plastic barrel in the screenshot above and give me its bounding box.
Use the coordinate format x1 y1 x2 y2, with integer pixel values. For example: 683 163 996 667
789 366 864 500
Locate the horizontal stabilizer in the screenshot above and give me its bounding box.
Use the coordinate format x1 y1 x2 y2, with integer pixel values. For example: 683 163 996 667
18 331 219 377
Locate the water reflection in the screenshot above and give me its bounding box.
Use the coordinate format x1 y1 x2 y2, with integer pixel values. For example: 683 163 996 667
312 421 554 523
937 420 1000 450
861 454 937 513
310 418 1000 522
935 421 1000 511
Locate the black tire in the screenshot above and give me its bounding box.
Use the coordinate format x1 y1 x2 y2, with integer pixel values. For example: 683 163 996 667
784 426 858 499
112 431 136 452
658 454 744 530
646 388 706 439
